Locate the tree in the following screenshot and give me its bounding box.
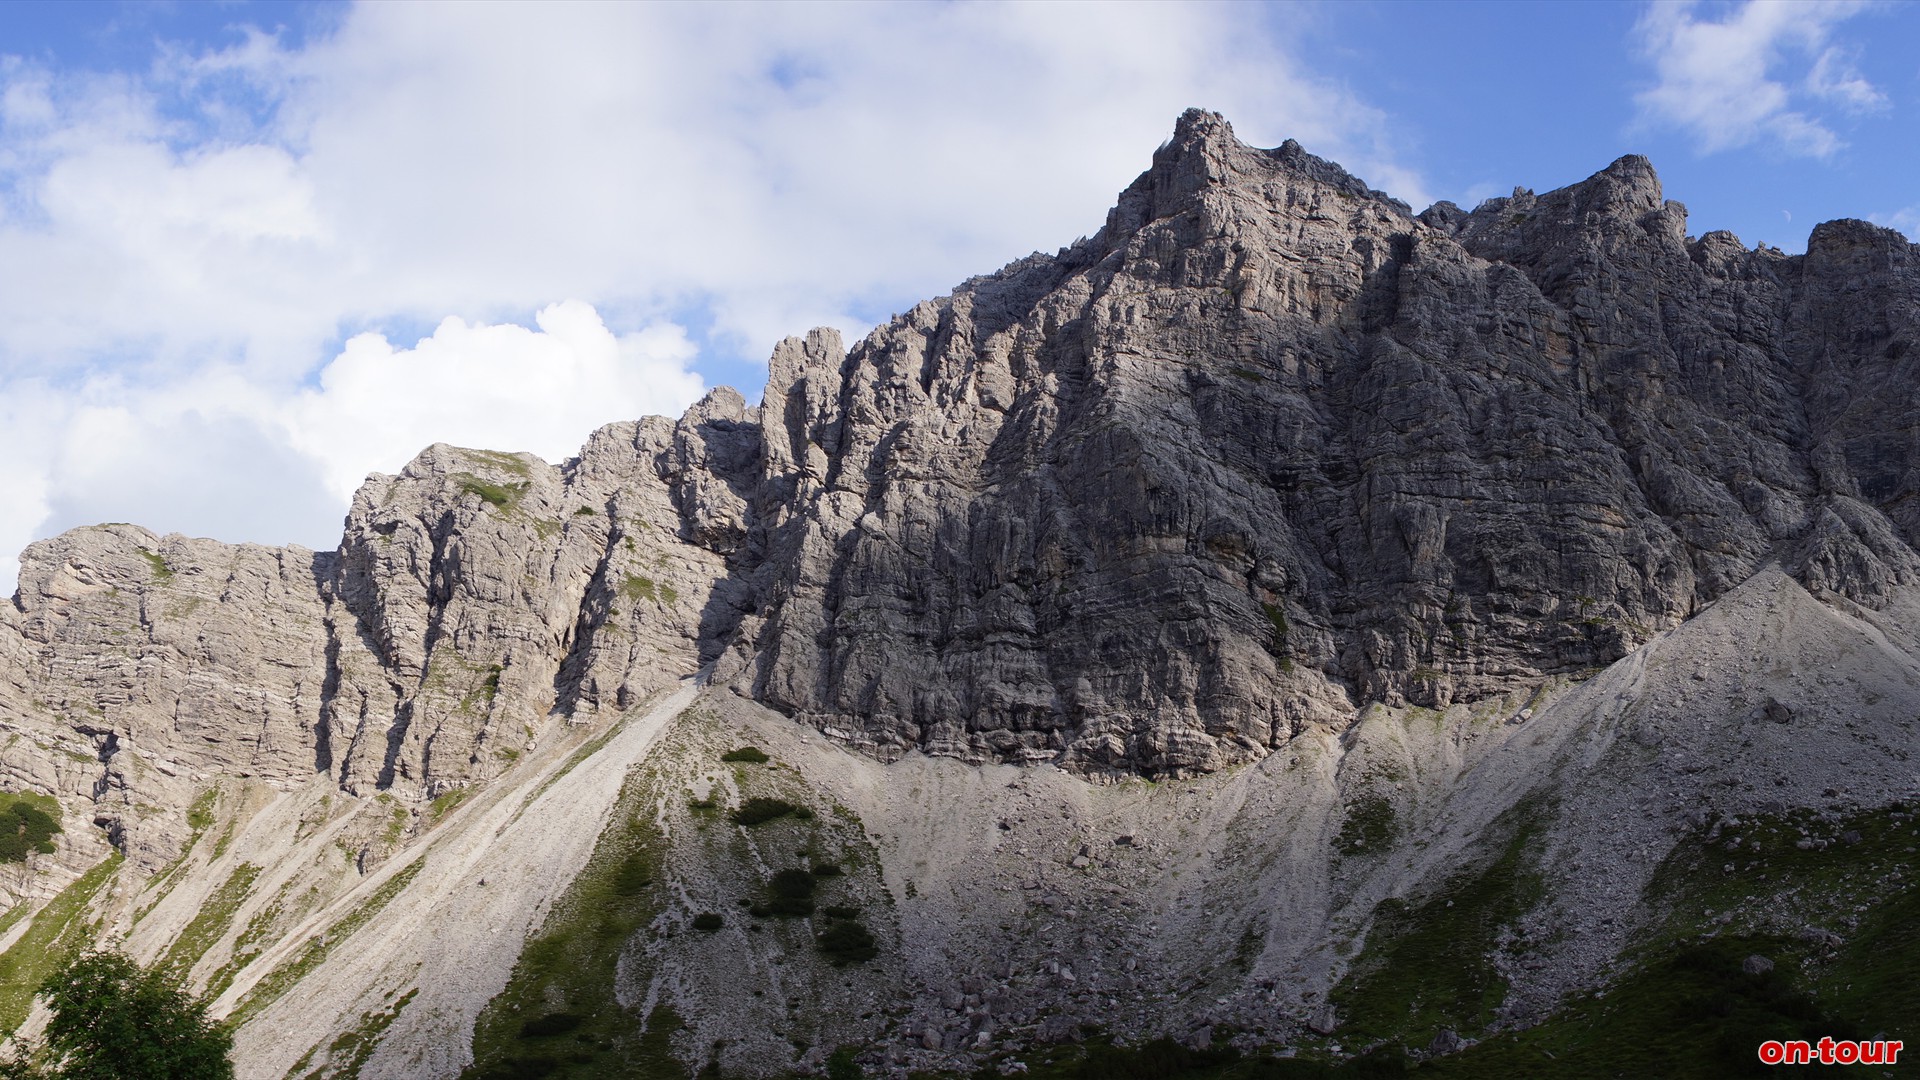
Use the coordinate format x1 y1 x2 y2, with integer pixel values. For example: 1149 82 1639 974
2 951 232 1080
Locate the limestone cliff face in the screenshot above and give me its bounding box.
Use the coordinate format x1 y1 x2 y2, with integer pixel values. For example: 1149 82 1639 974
735 110 1920 775
5 110 1920 884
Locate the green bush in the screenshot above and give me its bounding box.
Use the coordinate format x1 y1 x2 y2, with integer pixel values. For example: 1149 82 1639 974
0 800 60 863
719 747 769 763
817 921 877 965
732 798 800 826
810 862 843 878
21 950 233 1079
822 905 860 920
769 869 815 898
691 913 723 933
748 869 817 918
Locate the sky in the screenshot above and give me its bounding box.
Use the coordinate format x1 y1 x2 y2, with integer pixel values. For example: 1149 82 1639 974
0 0 1915 592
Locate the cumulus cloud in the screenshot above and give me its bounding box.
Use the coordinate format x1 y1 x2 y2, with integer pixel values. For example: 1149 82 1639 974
0 302 704 587
1632 0 1886 158
285 301 703 503
0 3 1420 590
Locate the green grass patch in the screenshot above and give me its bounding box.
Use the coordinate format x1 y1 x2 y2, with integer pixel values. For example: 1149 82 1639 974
619 574 680 607
136 789 220 923
1421 936 1850 1079
463 771 673 1079
187 788 217 832
158 862 260 979
429 786 473 824
719 746 769 764
1332 799 1545 1048
457 475 530 511
140 549 174 582
1262 603 1293 670
233 859 422 1024
460 449 534 478
0 852 122 1036
297 986 419 1080
203 898 282 1001
459 665 504 716
1332 794 1395 856
380 797 410 847
691 912 723 934
1638 800 1920 1041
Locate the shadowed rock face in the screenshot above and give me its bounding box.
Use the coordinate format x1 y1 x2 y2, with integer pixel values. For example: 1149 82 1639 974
4 110 1919 858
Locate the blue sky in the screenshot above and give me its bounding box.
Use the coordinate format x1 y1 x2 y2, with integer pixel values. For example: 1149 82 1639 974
0 0 1915 590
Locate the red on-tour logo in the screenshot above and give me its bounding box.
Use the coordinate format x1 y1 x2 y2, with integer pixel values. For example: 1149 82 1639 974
1758 1038 1903 1065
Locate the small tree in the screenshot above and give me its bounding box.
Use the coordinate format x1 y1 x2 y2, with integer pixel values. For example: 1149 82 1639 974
15 950 233 1080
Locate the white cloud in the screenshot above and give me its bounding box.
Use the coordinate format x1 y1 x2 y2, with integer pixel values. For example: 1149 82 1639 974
0 301 704 591
285 301 703 503
1632 0 1885 158
0 3 1419 591
1870 206 1919 241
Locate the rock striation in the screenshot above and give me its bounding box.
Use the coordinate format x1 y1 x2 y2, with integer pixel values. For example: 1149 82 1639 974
4 108 1920 880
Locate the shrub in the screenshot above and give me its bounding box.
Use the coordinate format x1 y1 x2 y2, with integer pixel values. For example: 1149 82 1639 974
810 862 843 878
30 950 233 1079
720 747 769 764
822 906 860 920
732 798 800 826
769 869 815 899
691 912 723 933
749 868 817 918
817 921 877 965
0 800 60 863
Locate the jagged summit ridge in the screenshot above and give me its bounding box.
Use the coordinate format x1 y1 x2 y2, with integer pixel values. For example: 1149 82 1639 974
3 111 1918 856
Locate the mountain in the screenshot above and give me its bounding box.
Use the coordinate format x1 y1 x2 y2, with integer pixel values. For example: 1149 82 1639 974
1 110 1917 1078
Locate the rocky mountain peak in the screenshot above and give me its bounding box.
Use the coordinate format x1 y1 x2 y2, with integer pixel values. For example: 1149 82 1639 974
4 111 1920 829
